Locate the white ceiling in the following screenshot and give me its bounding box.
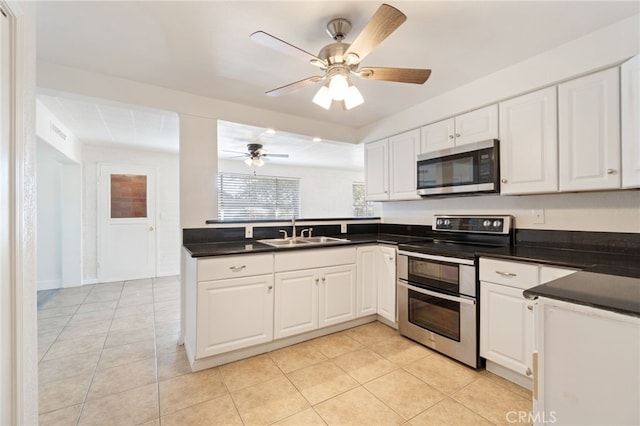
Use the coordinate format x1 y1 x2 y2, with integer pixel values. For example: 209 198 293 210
35 1 638 167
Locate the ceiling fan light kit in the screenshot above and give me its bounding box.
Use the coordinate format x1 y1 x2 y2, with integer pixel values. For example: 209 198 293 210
250 3 431 111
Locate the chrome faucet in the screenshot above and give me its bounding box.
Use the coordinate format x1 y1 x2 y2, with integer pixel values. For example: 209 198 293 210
300 228 313 238
291 215 297 240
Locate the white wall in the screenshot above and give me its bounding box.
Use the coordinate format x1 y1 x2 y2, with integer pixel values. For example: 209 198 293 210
36 142 62 289
36 100 83 289
219 159 366 219
82 144 180 283
362 15 640 233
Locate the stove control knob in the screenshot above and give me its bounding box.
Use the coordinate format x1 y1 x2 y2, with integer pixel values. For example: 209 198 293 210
483 220 491 227
444 219 451 226
493 220 502 228
436 219 443 226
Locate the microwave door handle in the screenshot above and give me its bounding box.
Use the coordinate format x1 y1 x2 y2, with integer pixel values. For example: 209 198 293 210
399 282 476 305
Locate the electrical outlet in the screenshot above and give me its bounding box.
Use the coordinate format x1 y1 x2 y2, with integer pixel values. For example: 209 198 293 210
341 223 347 233
532 209 545 224
245 225 253 238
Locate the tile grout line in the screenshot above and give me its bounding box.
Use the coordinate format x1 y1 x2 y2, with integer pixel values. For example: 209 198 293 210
74 281 125 426
151 276 163 425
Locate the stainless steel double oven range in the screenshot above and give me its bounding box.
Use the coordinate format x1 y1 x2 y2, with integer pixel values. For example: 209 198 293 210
397 215 513 368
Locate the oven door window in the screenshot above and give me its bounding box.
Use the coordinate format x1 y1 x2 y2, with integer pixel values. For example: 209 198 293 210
408 288 460 341
408 259 459 294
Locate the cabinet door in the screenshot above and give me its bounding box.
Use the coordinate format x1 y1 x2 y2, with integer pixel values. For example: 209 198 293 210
499 87 558 194
622 54 640 188
364 139 389 201
420 118 455 153
480 281 534 376
196 274 274 358
356 246 378 318
535 299 640 426
318 264 356 328
388 129 421 200
559 68 621 191
274 269 318 339
377 246 397 323
455 104 499 146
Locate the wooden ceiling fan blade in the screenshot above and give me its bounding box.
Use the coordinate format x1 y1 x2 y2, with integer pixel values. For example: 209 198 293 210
250 31 327 68
357 67 432 84
344 4 406 65
265 76 325 97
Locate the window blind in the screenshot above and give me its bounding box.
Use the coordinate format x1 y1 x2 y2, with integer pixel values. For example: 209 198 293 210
217 173 301 220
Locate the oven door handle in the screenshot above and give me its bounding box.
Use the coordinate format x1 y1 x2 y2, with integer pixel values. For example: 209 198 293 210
398 282 476 305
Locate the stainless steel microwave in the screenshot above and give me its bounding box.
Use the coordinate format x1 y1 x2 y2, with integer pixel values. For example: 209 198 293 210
416 139 499 196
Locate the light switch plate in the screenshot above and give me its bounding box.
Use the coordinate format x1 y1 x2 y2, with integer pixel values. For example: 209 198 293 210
245 225 253 238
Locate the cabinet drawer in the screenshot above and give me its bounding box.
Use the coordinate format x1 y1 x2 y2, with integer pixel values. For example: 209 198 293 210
275 247 357 272
198 254 273 281
480 258 539 290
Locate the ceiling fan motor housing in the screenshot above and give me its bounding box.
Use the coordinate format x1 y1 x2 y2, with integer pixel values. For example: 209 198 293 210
326 18 351 41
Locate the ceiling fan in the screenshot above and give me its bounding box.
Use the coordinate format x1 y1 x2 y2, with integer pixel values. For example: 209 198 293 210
225 143 289 167
250 3 431 110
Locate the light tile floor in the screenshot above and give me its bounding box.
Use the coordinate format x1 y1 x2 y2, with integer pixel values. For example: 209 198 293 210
38 277 532 425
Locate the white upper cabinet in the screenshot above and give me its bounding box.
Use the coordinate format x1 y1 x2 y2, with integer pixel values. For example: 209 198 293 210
622 54 640 188
559 68 621 191
499 87 558 194
420 118 455 152
364 139 389 201
388 129 421 200
455 105 499 146
365 129 420 201
420 105 498 154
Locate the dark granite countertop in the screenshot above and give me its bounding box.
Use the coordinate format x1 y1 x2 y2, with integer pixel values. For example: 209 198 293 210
476 246 640 317
183 233 422 258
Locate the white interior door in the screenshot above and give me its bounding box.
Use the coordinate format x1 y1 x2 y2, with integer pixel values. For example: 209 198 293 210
98 164 156 282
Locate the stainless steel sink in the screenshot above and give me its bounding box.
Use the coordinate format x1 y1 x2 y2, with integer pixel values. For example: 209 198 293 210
258 238 310 247
258 236 349 248
298 236 349 244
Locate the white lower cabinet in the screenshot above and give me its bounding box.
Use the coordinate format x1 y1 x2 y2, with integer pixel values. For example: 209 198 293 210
480 258 576 387
356 246 378 317
377 246 397 323
318 265 357 328
185 252 275 360
480 281 535 376
273 269 318 339
356 245 397 324
274 247 357 339
196 274 274 358
534 298 640 426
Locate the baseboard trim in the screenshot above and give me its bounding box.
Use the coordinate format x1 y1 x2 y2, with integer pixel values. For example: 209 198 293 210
36 279 62 291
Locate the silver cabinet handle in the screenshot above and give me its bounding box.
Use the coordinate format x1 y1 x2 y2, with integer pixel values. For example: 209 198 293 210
448 135 454 139
315 278 319 284
607 169 615 174
268 285 273 291
149 226 155 231
526 367 532 376
527 305 533 311
501 178 508 184
455 133 460 137
230 265 246 272
496 270 517 278
321 277 326 283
